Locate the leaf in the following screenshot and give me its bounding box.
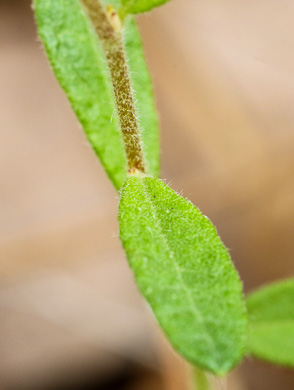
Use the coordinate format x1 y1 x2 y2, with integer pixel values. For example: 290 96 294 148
33 0 124 189
121 0 171 14
119 176 247 375
33 0 159 189
246 278 294 367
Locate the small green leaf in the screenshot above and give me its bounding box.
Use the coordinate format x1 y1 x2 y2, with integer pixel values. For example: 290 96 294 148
121 0 171 14
246 278 294 367
119 176 247 374
34 0 159 189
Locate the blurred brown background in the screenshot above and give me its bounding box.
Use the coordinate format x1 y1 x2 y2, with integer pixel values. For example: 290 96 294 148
0 0 293 389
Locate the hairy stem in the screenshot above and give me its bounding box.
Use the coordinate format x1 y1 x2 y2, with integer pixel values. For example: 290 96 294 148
81 0 146 174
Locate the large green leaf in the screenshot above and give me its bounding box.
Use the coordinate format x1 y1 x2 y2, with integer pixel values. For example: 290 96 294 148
247 278 294 367
119 176 247 374
121 0 171 14
34 0 159 189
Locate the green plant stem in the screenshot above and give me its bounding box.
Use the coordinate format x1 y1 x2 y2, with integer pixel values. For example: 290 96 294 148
192 366 211 390
81 0 146 174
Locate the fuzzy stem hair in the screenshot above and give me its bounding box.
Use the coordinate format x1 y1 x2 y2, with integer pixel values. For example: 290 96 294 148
81 0 146 174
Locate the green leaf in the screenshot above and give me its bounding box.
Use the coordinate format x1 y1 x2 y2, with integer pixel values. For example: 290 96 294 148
121 0 171 14
119 176 247 375
34 0 124 189
33 0 159 189
246 278 294 367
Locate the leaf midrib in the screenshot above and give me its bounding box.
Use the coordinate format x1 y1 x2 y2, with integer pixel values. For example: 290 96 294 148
141 179 218 358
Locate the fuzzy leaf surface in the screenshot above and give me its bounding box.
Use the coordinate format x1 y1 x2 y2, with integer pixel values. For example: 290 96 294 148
121 0 171 14
247 278 294 367
119 176 247 374
34 0 159 189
